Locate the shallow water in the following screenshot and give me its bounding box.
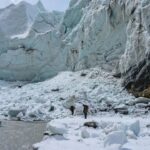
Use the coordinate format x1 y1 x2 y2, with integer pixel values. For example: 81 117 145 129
0 121 46 150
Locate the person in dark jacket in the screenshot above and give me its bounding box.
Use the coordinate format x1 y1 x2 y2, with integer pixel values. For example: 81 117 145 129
83 104 89 119
70 105 75 115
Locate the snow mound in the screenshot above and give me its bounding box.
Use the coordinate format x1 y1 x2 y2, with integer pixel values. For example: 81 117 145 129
34 116 150 150
63 95 76 109
47 121 68 135
105 144 122 150
128 120 140 136
81 128 90 138
104 131 127 147
126 130 137 140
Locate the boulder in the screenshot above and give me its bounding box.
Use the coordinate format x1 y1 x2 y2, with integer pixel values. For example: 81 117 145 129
16 112 24 120
126 130 137 139
134 97 150 104
128 120 140 136
104 131 127 147
49 105 55 112
47 121 67 135
32 145 39 150
114 105 129 115
81 128 90 138
51 88 60 92
28 112 38 118
133 108 148 115
80 72 87 77
63 95 76 109
84 121 98 128
8 108 26 118
135 103 148 108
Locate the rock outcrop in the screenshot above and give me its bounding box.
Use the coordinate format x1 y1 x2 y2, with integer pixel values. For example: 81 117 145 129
119 0 150 97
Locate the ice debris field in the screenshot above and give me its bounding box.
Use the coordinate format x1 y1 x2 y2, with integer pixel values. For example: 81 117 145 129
0 68 136 120
34 116 150 150
0 68 150 150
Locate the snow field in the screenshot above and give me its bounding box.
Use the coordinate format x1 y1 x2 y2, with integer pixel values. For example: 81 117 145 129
0 68 135 121
34 116 150 150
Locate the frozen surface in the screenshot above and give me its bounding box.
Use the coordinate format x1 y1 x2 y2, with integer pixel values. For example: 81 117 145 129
0 1 64 81
33 116 150 150
0 67 136 121
0 1 149 149
0 0 149 81
0 68 150 150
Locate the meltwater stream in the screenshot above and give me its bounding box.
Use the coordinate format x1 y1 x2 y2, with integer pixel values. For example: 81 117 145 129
0 121 46 150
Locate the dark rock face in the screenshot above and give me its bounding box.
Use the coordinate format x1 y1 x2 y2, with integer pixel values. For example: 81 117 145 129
123 53 150 98
49 106 55 112
84 121 98 129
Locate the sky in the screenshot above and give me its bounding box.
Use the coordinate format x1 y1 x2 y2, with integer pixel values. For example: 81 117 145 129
0 0 70 11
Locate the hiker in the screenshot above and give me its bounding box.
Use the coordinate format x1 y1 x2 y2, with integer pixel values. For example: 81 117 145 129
83 104 89 119
81 91 89 119
70 105 75 115
65 95 76 115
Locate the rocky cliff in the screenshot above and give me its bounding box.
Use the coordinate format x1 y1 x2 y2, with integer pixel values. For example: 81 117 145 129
0 0 149 97
119 0 150 97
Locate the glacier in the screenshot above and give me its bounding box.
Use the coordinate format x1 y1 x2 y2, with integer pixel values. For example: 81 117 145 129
0 1 64 81
0 1 150 149
0 0 149 97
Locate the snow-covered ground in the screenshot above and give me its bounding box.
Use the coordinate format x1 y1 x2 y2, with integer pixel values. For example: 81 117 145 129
33 116 150 150
0 67 136 121
0 67 150 150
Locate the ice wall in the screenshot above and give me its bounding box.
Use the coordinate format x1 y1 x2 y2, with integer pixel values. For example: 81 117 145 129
61 0 128 71
0 0 149 84
0 1 65 81
119 0 150 97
